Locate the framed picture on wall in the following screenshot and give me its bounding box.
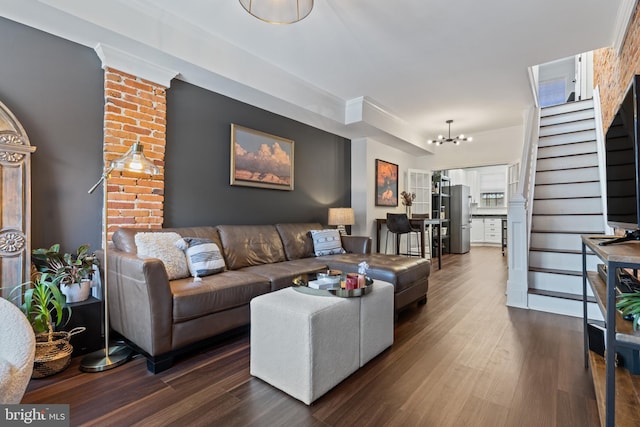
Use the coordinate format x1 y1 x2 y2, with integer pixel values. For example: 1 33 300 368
375 159 398 206
230 124 294 191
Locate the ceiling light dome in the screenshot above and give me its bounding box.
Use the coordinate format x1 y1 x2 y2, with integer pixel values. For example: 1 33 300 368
239 0 314 24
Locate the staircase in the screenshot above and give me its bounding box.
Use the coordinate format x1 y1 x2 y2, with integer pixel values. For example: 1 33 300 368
527 99 605 319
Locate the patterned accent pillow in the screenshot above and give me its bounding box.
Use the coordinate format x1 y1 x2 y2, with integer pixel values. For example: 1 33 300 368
310 229 346 256
175 237 226 279
134 232 190 280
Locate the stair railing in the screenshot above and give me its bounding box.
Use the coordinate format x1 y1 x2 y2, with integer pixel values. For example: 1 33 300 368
593 87 612 234
506 105 540 308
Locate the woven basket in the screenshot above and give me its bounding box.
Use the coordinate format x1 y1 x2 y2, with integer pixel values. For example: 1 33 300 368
32 327 85 379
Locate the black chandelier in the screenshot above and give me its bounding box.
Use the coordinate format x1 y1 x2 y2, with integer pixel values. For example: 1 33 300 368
427 120 473 146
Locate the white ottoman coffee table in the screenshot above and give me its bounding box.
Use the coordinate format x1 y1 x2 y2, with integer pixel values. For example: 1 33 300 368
250 280 394 405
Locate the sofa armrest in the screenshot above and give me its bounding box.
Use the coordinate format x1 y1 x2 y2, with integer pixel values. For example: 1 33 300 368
341 235 371 254
98 249 173 357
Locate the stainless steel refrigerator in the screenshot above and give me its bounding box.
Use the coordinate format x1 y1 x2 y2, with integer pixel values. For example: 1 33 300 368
449 185 471 254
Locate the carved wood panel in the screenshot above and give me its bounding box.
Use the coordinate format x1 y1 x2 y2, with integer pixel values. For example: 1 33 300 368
0 100 36 300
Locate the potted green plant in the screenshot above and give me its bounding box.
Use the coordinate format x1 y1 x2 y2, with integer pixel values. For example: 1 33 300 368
32 244 97 303
617 291 640 330
12 272 83 378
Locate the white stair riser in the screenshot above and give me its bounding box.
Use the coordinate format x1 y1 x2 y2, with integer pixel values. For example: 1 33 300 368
532 198 603 215
532 214 603 232
537 141 596 158
540 109 595 127
529 251 599 271
534 182 602 199
539 119 595 137
538 130 596 147
536 167 599 184
536 153 598 171
541 99 594 117
528 294 604 321
528 270 593 296
530 232 586 251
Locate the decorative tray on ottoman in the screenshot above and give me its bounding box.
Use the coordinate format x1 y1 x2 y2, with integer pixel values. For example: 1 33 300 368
292 273 373 298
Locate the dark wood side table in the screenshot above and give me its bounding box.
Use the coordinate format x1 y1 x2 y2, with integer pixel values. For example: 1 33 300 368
62 296 103 356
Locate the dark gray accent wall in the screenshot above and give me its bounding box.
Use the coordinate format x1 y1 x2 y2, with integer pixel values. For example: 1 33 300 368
165 80 351 227
0 17 104 254
0 17 352 255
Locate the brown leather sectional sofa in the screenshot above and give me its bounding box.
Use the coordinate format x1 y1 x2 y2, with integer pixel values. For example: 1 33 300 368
106 223 430 373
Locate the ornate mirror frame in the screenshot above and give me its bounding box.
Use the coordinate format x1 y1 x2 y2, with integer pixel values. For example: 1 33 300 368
0 99 36 300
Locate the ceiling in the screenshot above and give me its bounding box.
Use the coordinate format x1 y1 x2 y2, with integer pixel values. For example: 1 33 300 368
0 0 630 154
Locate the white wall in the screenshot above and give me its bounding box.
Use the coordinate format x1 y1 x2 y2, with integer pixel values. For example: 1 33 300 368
351 137 432 248
418 125 524 171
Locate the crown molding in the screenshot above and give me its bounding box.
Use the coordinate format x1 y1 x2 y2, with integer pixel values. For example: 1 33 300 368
613 0 639 54
94 44 179 87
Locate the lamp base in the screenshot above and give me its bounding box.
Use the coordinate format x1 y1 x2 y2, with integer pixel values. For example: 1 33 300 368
337 225 348 236
80 344 133 372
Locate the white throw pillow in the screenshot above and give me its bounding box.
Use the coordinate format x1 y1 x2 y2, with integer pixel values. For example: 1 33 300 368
310 229 346 256
135 232 189 280
175 237 225 279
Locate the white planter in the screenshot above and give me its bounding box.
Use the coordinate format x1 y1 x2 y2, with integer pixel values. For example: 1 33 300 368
61 279 91 303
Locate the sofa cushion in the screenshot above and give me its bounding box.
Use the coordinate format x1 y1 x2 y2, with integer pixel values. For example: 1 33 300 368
275 223 323 260
318 253 430 293
135 232 190 280
217 225 286 270
241 259 329 291
176 237 225 279
310 229 346 256
112 226 223 257
170 270 271 323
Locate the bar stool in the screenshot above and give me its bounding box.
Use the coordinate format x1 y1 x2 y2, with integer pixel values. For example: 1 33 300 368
384 213 421 256
411 214 432 259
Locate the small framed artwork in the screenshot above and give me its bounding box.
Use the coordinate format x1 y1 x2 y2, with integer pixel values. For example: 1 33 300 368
375 159 398 206
230 124 294 191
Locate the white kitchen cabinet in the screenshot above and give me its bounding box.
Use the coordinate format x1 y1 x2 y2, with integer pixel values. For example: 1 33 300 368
471 217 504 244
471 218 485 243
484 218 502 243
467 170 479 204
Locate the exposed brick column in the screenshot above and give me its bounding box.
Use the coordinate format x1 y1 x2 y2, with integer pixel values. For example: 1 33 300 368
103 67 165 238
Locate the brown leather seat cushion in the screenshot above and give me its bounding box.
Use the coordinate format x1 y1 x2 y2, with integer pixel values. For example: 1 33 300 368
241 259 329 291
318 253 430 293
170 270 270 323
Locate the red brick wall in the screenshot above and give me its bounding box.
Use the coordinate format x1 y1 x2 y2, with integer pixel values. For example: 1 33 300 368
594 3 640 131
103 67 165 238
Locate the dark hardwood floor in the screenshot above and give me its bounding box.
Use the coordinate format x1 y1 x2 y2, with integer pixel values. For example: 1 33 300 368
23 247 600 426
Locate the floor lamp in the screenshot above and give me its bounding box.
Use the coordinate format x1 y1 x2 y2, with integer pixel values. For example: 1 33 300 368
81 142 159 372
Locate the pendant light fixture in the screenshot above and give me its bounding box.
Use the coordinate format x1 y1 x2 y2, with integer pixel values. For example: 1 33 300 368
239 0 314 24
427 120 473 146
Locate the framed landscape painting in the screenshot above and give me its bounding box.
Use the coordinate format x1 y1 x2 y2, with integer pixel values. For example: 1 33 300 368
375 159 398 206
230 124 294 191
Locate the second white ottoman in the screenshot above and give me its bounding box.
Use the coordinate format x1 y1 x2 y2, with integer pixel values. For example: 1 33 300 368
250 287 360 405
359 281 394 366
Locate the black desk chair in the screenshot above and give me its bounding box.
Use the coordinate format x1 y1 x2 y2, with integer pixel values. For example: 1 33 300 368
385 213 421 256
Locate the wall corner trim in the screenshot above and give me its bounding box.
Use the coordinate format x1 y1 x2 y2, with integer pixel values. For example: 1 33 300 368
94 43 179 87
613 0 639 54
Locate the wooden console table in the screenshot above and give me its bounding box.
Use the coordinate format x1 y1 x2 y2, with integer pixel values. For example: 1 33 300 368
581 235 640 426
375 218 443 270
